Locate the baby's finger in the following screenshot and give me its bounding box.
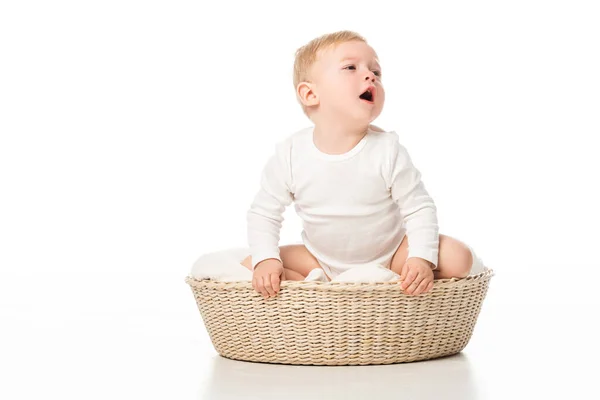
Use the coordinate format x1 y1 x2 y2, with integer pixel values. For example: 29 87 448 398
401 268 418 290
426 281 434 293
400 262 409 280
271 274 281 295
263 276 276 297
253 277 263 295
255 277 267 297
405 275 424 295
413 278 431 295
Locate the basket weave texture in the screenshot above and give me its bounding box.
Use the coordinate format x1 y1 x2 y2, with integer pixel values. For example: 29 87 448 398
185 267 494 366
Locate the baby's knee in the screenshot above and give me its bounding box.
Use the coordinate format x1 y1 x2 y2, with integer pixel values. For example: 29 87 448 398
460 246 474 276
439 236 473 278
451 244 473 278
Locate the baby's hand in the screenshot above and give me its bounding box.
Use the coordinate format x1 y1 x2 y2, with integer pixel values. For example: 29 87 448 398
399 257 435 295
253 259 285 299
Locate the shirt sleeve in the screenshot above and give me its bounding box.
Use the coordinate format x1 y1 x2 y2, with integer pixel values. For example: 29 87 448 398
246 139 294 270
388 137 440 269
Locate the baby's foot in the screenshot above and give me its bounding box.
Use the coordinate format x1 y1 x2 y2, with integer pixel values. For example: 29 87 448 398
304 268 329 282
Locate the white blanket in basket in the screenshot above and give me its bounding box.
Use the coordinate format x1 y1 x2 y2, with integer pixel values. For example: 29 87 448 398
189 246 485 283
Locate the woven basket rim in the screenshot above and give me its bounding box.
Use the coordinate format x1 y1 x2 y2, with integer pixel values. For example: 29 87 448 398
185 266 494 290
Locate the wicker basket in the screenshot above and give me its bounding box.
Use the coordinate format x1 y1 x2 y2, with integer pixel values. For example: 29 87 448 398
185 267 494 366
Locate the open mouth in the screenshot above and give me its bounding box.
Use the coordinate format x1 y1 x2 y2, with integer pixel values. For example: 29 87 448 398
359 87 375 103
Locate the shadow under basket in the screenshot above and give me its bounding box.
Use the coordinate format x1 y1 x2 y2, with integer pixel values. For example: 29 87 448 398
185 267 494 366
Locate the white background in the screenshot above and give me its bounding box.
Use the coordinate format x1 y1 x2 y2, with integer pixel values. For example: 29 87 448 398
1 0 598 399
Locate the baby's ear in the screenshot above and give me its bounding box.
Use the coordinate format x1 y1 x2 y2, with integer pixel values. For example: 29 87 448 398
297 82 319 106
369 124 385 132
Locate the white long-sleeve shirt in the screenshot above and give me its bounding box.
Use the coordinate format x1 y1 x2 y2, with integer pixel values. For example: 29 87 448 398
246 125 440 272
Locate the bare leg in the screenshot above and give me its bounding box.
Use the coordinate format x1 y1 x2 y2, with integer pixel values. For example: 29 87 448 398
240 244 330 281
389 233 473 280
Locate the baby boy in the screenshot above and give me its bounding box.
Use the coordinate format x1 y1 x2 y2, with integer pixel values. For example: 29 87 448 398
241 30 474 298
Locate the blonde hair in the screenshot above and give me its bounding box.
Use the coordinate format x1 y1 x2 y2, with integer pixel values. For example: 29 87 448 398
293 30 368 119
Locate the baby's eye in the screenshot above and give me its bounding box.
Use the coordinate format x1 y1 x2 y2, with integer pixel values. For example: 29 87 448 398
344 65 382 77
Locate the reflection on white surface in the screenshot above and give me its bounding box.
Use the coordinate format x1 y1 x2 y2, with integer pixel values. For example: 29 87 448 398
201 352 479 400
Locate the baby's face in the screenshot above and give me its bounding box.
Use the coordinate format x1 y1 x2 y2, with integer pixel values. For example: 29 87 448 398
308 40 385 124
